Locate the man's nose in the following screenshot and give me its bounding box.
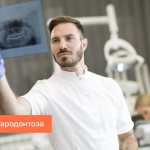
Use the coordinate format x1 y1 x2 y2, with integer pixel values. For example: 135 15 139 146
59 40 67 49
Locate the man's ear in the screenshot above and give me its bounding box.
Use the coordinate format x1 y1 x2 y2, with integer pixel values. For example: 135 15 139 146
82 38 88 51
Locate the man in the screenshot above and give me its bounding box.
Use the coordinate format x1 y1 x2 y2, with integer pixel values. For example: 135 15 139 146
0 16 137 149
134 94 150 149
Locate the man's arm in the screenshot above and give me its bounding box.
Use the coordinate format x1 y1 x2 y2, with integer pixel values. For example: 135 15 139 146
0 56 31 114
0 75 31 114
118 130 138 150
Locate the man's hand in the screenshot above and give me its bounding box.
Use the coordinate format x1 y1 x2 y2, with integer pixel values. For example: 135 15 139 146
0 53 5 79
118 130 138 150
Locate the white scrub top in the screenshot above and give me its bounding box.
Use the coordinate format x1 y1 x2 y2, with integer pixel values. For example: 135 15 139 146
22 70 133 150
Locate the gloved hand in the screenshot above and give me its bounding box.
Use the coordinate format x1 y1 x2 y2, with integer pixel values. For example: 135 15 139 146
0 52 5 79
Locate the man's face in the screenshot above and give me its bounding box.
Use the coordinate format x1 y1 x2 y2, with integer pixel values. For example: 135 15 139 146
50 23 87 68
137 106 150 120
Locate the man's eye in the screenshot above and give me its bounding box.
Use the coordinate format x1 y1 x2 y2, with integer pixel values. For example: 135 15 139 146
51 39 58 43
143 111 148 115
66 37 74 41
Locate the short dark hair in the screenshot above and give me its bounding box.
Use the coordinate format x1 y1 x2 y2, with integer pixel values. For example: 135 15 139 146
47 16 84 37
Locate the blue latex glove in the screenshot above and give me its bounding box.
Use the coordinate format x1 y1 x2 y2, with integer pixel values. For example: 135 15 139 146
0 52 5 79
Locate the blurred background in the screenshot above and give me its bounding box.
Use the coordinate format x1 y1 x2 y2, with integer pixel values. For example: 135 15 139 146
0 0 150 149
2 0 150 96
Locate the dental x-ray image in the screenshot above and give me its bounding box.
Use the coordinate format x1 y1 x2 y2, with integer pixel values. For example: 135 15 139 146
0 19 38 49
0 0 48 58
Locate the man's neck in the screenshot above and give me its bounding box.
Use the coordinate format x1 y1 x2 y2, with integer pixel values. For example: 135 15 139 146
60 64 87 76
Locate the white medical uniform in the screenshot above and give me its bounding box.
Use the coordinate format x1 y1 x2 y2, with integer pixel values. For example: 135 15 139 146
22 69 133 150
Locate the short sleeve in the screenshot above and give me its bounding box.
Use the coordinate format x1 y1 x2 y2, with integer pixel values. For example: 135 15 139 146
111 80 134 134
21 80 48 115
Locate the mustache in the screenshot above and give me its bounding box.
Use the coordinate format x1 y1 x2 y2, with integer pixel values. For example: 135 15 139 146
57 48 72 56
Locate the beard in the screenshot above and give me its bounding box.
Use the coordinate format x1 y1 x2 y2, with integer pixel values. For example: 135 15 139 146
53 47 83 68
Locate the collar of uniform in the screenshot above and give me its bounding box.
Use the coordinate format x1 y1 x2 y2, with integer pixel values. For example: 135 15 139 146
57 66 88 81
